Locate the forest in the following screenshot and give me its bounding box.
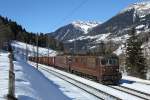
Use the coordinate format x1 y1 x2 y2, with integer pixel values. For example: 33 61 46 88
0 15 64 51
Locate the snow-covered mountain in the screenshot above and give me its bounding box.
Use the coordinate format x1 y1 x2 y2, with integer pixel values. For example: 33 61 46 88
120 1 150 18
50 21 99 41
87 1 150 48
72 21 99 34
48 1 150 56
89 1 150 36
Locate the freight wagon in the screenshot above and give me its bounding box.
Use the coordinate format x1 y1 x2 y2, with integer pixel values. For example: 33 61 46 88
29 54 121 84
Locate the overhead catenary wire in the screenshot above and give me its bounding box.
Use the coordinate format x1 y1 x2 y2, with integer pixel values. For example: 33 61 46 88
52 0 89 30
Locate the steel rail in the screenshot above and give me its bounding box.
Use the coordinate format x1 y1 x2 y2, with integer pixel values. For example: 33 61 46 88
39 66 121 100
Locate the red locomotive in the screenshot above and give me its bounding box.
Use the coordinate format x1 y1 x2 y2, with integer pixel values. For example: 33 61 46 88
29 54 122 84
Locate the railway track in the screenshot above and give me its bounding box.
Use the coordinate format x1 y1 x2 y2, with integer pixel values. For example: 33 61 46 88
110 85 150 100
32 63 150 100
38 66 121 100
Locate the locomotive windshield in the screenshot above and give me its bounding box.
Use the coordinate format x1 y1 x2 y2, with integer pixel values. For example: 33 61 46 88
108 58 118 65
101 58 118 65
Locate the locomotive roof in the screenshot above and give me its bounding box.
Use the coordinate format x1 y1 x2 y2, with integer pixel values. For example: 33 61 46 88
59 54 118 58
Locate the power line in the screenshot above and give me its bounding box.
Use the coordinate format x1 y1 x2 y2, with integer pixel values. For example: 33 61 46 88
52 0 89 30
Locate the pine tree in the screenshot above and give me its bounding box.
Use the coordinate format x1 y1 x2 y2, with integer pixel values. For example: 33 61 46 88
125 28 147 79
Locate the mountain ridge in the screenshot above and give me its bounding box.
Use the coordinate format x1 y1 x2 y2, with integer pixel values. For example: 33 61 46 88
48 1 150 56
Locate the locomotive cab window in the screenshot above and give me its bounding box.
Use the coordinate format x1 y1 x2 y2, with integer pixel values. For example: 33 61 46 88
108 58 118 65
101 58 118 65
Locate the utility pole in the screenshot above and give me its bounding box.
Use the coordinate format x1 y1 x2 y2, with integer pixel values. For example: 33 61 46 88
7 44 17 100
74 37 76 55
100 41 105 56
36 33 39 69
74 32 77 55
47 35 49 65
25 41 28 61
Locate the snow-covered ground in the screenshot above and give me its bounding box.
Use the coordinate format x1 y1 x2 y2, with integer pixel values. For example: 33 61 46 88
14 53 71 100
8 41 150 100
1 51 100 100
15 53 101 100
30 62 150 100
1 50 150 100
13 50 101 100
39 68 100 100
0 52 9 100
120 75 150 94
122 75 150 85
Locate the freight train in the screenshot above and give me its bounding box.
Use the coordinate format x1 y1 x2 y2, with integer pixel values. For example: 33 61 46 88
29 54 122 84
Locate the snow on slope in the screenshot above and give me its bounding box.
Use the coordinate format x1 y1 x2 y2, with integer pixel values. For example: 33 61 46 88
11 41 57 57
121 1 150 18
113 44 125 55
72 21 99 34
68 33 110 43
136 24 145 29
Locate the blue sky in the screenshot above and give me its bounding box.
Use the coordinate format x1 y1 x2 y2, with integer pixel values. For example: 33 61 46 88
0 0 140 33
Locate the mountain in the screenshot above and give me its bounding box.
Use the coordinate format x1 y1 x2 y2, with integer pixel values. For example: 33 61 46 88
49 1 150 54
89 1 150 36
48 2 150 78
50 21 99 42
